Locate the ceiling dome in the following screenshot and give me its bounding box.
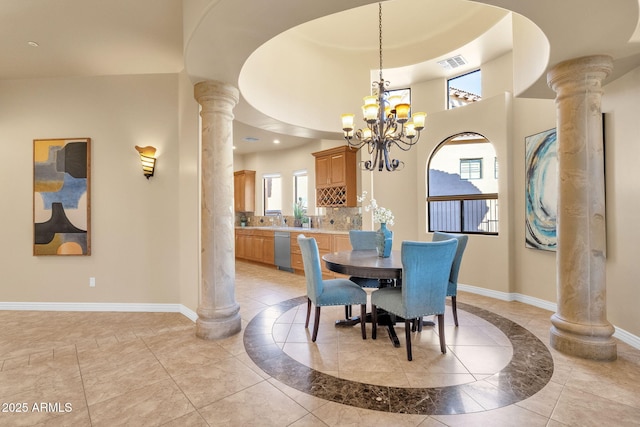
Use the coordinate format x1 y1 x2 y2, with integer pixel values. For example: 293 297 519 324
238 0 511 135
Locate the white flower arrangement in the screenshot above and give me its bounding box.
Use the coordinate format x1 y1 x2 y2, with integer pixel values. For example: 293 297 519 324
357 191 395 226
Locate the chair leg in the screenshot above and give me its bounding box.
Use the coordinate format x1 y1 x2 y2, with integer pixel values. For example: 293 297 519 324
360 304 366 339
451 296 459 327
437 314 447 354
411 317 423 332
344 305 352 319
404 319 413 361
371 304 378 339
311 306 321 342
305 298 312 328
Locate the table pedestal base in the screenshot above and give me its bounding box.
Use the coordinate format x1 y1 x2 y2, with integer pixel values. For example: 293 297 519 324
335 317 361 327
336 312 438 348
336 310 401 347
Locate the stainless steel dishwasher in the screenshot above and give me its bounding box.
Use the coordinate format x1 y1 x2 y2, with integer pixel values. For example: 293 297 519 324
274 231 293 272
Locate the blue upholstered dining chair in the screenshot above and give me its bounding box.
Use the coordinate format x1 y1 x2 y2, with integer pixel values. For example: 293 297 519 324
349 230 377 251
297 235 368 342
342 230 380 319
432 231 469 327
371 239 458 361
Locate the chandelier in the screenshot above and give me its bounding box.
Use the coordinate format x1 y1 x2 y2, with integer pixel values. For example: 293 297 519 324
340 2 426 172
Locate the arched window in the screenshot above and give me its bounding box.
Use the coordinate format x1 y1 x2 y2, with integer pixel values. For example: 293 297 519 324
427 133 498 235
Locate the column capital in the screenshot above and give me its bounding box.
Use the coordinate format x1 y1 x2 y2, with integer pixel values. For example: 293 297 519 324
547 55 613 94
194 80 239 108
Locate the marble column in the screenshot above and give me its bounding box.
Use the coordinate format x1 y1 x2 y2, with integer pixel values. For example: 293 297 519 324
194 81 241 340
547 55 616 360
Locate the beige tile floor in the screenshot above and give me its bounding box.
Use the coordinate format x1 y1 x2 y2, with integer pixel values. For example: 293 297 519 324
1 261 639 426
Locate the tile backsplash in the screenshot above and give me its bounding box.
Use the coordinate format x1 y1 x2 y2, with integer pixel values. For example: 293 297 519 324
236 207 361 231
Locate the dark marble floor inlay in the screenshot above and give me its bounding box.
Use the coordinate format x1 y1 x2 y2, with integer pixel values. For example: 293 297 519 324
244 296 554 415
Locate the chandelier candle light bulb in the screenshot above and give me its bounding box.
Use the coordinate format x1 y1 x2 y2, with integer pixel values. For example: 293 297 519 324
341 114 355 132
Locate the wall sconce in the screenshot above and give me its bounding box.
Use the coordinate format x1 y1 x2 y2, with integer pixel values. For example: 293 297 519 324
134 145 157 179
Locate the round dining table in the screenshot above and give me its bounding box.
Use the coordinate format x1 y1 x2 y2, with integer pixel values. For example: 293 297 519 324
322 249 402 280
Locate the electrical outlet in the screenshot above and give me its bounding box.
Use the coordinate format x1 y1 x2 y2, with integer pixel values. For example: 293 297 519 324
89 277 96 287
347 217 351 224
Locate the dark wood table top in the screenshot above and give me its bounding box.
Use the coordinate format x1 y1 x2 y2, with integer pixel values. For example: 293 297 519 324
322 250 402 280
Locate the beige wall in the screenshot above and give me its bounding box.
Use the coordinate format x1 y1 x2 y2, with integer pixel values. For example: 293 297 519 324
0 74 181 304
601 66 640 337
178 71 201 313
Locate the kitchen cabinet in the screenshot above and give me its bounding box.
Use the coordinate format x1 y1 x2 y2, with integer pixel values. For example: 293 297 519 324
235 230 250 259
258 232 275 265
234 170 255 212
235 229 350 278
312 146 357 207
235 228 274 265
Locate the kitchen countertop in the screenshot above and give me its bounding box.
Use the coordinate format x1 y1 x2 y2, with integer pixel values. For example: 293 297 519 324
235 226 349 235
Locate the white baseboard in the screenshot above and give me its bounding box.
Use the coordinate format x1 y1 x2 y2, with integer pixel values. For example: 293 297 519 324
179 305 198 322
458 283 639 350
0 302 198 322
613 327 640 350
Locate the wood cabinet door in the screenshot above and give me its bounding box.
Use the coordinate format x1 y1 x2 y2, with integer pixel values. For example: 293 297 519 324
235 232 251 259
234 170 255 212
329 153 346 185
262 237 275 264
251 236 264 261
315 156 330 187
234 173 244 212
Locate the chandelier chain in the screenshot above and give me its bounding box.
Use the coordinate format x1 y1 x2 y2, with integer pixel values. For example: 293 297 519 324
378 2 383 82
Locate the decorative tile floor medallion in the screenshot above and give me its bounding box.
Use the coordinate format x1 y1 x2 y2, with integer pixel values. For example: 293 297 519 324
244 297 554 415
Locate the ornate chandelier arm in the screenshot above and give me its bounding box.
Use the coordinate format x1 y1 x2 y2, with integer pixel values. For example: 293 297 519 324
389 132 420 151
345 135 368 150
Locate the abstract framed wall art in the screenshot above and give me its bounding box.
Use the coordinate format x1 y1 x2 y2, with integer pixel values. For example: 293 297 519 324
33 138 91 255
525 129 557 251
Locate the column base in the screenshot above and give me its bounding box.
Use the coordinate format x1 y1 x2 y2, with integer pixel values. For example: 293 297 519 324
550 325 617 361
196 312 242 340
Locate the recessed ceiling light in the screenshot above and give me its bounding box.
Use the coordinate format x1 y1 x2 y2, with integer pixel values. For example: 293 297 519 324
243 137 259 143
27 41 39 47
232 145 236 150
273 139 280 144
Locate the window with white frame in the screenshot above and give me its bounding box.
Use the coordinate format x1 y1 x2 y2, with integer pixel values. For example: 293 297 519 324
293 170 308 211
460 158 482 180
448 69 482 109
263 174 282 215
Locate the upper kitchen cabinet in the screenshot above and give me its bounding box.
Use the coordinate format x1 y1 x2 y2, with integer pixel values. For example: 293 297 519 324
312 146 357 207
234 170 256 212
